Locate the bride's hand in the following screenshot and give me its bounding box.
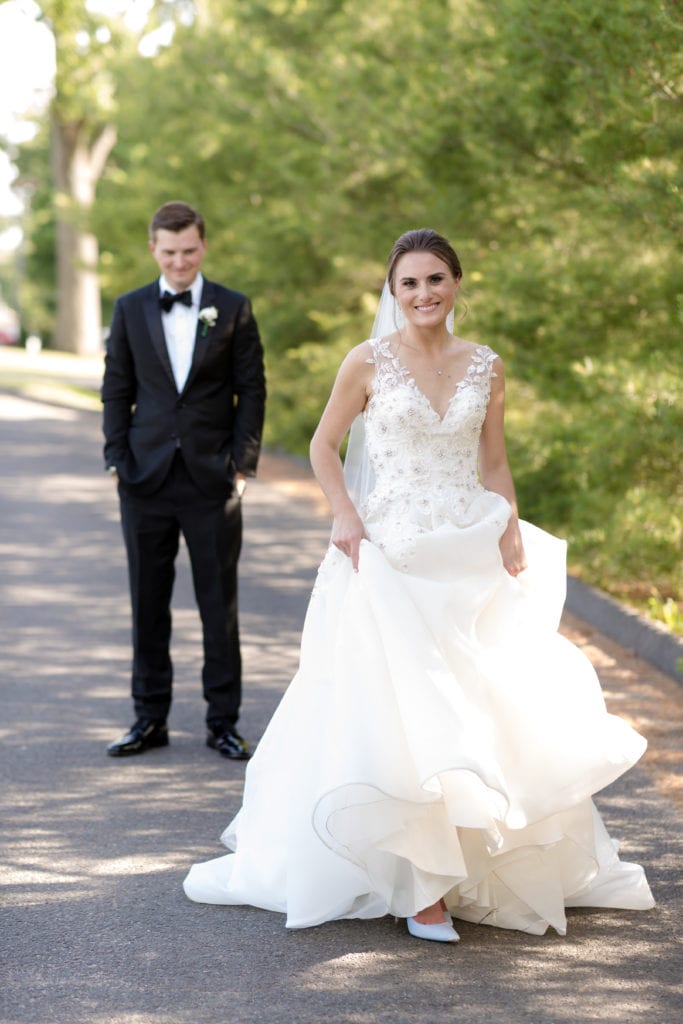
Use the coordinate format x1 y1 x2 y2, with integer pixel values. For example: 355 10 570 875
331 508 367 573
499 519 527 577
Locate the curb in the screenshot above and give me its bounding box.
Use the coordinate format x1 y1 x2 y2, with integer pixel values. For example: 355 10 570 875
566 575 682 683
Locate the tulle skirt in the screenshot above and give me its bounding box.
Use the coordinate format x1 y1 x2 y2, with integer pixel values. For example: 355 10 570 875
184 510 654 934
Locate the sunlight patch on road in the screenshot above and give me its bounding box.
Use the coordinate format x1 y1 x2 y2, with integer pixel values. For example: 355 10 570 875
295 949 415 990
0 394 79 421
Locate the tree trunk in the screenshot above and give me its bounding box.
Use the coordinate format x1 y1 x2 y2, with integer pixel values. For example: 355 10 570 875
51 113 116 355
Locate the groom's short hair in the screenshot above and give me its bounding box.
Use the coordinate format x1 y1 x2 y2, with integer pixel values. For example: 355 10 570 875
150 201 205 240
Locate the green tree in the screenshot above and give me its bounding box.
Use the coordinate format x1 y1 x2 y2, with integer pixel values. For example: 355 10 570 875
15 1 186 352
36 1 123 352
18 0 681 619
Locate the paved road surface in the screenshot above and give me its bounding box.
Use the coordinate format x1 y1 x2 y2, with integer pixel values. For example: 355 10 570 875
0 384 681 1024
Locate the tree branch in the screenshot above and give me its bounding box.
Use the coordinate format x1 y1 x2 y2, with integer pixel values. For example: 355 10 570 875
89 123 117 182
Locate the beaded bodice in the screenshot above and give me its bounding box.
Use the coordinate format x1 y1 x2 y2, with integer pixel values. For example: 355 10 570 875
360 336 502 566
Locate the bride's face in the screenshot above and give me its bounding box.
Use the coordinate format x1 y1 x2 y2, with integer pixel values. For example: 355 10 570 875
393 252 459 329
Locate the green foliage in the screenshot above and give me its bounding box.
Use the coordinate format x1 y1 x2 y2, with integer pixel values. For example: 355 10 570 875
13 0 683 624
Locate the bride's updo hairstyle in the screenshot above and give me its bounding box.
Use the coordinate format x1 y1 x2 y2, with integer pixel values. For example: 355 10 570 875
386 229 463 295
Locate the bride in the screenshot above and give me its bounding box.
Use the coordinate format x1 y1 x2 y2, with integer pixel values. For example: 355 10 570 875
183 229 654 943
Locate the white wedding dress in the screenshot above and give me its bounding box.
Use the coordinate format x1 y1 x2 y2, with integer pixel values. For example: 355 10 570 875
184 338 654 934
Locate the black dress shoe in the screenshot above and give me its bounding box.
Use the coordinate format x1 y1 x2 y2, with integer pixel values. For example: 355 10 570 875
107 719 169 757
207 726 250 760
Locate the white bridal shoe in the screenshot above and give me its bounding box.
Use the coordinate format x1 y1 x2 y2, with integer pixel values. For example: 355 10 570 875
406 913 460 943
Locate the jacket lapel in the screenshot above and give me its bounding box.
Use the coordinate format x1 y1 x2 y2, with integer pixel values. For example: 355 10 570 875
183 280 218 393
143 286 176 388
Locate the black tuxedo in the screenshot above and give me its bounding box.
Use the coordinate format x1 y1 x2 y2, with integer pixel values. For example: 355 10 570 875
102 277 266 730
103 279 264 496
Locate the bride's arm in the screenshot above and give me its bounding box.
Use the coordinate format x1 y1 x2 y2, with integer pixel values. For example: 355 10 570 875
478 357 528 576
310 344 374 571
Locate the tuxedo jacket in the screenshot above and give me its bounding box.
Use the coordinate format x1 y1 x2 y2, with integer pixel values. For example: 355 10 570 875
102 278 266 499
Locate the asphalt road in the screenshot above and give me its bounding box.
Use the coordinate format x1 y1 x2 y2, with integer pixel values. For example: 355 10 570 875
1 385 681 1024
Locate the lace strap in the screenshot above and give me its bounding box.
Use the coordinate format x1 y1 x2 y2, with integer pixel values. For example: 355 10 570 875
367 336 409 390
483 345 499 379
454 345 498 394
363 338 376 365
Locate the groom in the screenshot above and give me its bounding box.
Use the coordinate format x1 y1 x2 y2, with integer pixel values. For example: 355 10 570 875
102 201 266 759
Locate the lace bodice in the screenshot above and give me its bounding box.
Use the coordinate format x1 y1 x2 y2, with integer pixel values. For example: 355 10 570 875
359 336 507 568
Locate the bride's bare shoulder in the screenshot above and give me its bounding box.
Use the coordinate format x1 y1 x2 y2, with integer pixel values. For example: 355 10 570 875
339 330 400 377
455 336 502 362
335 341 377 387
341 339 378 368
452 336 479 353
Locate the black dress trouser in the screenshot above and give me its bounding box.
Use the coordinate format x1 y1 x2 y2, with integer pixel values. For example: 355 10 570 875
119 451 242 730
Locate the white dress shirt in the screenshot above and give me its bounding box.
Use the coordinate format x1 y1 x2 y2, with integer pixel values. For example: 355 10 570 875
159 273 203 392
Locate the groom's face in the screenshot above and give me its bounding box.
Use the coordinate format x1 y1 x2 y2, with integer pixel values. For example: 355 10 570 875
149 224 207 292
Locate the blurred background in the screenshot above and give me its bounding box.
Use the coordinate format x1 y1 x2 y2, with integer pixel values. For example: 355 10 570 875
0 0 681 630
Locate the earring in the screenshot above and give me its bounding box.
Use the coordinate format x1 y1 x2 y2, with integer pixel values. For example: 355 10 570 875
393 301 405 330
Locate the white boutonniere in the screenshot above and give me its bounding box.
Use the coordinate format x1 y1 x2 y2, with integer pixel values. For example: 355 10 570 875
198 306 218 337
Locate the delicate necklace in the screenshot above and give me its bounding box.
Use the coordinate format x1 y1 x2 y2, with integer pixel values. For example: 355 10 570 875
397 333 453 377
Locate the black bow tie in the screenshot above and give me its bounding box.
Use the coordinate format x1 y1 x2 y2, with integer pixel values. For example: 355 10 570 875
159 289 192 313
